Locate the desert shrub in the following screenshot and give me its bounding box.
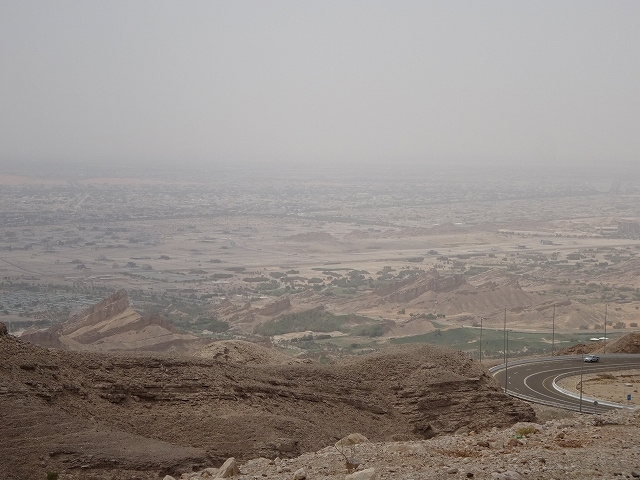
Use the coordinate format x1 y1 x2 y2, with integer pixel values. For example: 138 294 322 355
406 257 424 263
225 266 246 272
516 426 538 436
211 273 234 280
46 472 59 480
630 322 638 328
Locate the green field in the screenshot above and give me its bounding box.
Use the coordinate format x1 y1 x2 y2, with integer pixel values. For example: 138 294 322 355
389 327 620 359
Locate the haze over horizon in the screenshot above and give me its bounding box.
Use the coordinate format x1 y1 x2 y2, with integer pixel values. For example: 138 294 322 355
1 1 639 171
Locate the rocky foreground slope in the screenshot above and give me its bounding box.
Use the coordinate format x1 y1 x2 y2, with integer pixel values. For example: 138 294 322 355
0 323 533 480
171 407 640 480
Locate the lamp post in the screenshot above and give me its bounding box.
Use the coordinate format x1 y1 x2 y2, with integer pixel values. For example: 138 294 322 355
503 308 507 367
479 317 485 364
604 304 608 354
580 352 584 413
552 304 556 357
505 329 509 394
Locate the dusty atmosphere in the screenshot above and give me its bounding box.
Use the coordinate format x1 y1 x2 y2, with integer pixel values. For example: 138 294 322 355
2 2 640 478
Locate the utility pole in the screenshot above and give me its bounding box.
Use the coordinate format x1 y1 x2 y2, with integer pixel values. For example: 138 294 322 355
552 304 556 356
604 304 608 354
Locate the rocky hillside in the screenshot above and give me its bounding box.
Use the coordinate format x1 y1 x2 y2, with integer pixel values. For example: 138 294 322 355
210 270 544 337
20 291 203 352
556 332 640 355
0 324 534 479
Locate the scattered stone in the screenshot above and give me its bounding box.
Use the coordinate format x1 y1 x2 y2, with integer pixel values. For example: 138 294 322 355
491 471 521 480
293 467 307 480
446 467 458 474
345 467 376 480
163 476 176 480
335 433 370 448
217 457 240 478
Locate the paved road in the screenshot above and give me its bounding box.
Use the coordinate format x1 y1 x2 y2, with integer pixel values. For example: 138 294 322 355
491 354 640 412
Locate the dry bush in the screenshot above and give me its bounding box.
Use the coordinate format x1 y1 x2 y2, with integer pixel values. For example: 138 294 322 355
516 426 538 436
556 438 584 448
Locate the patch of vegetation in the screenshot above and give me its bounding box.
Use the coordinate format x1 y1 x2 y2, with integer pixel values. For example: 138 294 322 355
254 308 370 336
211 273 234 280
243 276 269 282
352 323 387 337
225 266 246 272
197 317 230 333
390 327 614 359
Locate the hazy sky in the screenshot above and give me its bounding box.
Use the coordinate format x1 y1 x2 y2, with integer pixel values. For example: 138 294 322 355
1 1 639 168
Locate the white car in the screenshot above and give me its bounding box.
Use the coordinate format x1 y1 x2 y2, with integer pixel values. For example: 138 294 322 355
584 355 600 363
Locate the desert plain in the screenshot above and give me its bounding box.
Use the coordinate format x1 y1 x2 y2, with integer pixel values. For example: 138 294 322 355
2 164 640 479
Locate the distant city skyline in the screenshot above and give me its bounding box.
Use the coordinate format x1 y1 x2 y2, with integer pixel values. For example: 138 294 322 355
1 1 639 167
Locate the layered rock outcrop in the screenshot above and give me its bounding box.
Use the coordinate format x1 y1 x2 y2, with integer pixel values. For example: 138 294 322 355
20 291 201 352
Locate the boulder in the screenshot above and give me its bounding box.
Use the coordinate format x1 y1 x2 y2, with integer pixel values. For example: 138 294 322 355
345 468 376 480
216 457 240 478
335 433 369 448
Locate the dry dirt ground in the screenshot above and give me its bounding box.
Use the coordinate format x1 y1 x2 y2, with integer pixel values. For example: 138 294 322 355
0 323 534 480
557 369 640 407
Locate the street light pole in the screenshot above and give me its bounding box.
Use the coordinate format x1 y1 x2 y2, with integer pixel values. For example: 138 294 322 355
604 304 608 354
505 329 509 394
552 304 556 357
479 317 484 364
503 308 507 367
580 352 584 413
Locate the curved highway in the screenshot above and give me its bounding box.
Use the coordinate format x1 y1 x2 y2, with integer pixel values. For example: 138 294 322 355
490 354 640 412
